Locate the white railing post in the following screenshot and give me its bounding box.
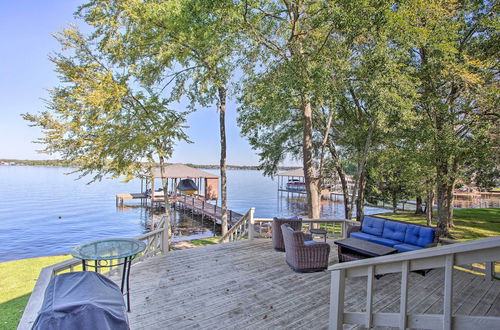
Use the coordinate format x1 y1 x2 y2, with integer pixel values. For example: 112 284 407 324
443 254 454 330
485 261 493 281
329 269 346 330
161 224 168 254
366 265 374 328
248 207 255 240
399 260 409 329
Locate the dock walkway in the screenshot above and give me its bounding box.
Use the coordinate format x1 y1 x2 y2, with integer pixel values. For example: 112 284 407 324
114 239 500 329
173 195 243 226
116 192 243 226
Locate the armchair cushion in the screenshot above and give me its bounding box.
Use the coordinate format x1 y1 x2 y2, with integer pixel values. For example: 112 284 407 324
272 217 302 251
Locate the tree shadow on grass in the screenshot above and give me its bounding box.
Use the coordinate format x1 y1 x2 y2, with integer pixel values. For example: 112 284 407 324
0 293 31 330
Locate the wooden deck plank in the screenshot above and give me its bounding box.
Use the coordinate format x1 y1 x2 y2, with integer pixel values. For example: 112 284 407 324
117 239 500 330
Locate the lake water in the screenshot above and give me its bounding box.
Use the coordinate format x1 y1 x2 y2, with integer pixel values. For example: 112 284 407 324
0 166 385 262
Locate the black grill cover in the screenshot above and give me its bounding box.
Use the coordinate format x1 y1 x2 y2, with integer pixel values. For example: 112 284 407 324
32 271 129 330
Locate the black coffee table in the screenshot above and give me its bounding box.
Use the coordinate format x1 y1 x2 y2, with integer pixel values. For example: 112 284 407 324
335 237 397 263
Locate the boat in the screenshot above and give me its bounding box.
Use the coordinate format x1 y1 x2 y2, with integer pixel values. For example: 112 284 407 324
286 179 306 191
177 179 198 195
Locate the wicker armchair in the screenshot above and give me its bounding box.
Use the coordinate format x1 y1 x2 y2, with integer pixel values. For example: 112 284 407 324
281 224 330 272
272 217 303 251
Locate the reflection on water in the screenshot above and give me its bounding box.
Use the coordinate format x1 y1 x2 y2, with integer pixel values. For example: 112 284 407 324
0 166 385 262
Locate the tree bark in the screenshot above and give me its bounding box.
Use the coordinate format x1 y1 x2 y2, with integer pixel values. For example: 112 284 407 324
302 99 320 219
426 188 434 226
392 191 398 213
435 160 450 237
356 170 366 221
352 123 374 222
415 196 424 214
218 87 228 240
327 143 352 219
158 156 172 248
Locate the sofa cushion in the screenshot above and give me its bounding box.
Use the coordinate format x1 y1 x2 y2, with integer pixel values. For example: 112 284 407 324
393 243 422 253
350 232 400 247
404 225 435 247
382 220 407 242
361 216 385 236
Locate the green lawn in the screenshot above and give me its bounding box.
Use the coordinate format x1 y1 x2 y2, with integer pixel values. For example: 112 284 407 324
377 208 500 240
1 237 220 329
0 255 72 329
189 237 220 246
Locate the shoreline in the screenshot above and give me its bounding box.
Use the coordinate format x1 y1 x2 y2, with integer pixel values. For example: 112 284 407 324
0 159 298 171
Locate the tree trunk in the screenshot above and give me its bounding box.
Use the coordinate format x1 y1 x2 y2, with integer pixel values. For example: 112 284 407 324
328 143 352 219
353 124 374 222
415 196 424 214
339 168 352 219
158 156 172 248
218 87 228 240
392 191 398 213
446 176 456 228
426 188 434 226
302 99 320 219
356 170 366 222
435 161 450 237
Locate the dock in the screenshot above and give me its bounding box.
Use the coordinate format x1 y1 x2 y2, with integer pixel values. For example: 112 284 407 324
116 192 243 226
173 195 243 226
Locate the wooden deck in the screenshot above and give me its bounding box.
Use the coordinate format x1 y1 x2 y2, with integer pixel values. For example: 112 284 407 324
114 239 500 329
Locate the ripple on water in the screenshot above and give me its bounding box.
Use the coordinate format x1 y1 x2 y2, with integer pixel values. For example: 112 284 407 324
0 167 388 262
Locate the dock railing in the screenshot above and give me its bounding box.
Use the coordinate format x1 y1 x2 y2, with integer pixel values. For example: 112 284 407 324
18 219 168 330
328 236 500 330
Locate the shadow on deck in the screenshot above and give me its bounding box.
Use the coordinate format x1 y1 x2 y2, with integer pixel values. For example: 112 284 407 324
118 239 500 330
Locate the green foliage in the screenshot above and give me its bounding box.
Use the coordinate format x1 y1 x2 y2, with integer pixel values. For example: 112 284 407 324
23 27 190 182
78 0 239 108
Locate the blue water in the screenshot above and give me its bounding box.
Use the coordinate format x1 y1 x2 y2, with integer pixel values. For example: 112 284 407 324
0 166 385 262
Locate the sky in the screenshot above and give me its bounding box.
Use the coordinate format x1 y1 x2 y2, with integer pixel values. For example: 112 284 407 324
0 0 272 166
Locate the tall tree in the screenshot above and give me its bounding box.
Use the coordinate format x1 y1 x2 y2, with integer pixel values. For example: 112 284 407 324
239 0 344 219
394 0 499 236
78 0 240 237
23 27 190 244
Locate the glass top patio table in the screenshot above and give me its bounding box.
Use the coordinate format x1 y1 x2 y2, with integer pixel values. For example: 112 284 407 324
71 238 146 261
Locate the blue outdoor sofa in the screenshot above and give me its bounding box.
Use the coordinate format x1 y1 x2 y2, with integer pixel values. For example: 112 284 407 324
349 216 437 252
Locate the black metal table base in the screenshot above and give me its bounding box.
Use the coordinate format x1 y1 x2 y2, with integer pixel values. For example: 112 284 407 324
81 256 133 312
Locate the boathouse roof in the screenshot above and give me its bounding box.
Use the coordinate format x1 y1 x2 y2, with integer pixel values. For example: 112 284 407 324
277 168 318 177
150 164 218 179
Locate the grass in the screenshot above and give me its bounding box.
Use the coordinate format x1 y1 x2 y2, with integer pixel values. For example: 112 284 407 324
377 208 500 241
188 237 220 246
0 255 72 329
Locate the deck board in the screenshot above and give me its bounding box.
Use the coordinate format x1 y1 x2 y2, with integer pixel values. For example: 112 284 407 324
114 239 500 329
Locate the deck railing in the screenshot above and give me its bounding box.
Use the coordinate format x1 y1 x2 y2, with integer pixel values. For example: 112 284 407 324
328 236 500 330
218 208 255 243
18 220 168 330
253 217 356 239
